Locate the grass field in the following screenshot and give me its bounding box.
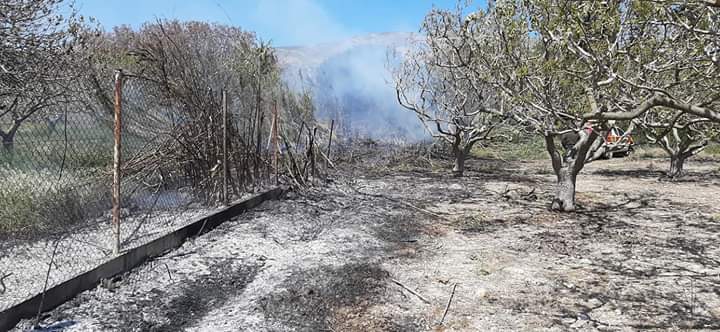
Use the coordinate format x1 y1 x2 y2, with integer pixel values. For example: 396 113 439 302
472 138 547 161
0 116 147 238
472 137 720 162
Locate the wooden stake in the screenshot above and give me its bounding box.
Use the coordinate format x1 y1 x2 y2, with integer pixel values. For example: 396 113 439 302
439 283 458 325
111 69 123 255
272 102 279 185
222 89 228 205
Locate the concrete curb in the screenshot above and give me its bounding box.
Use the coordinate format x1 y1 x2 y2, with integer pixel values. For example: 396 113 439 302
0 187 283 331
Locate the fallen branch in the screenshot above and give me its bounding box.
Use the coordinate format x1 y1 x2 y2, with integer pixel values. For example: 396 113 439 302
391 278 431 304
397 200 447 221
0 272 12 294
347 184 449 221
318 150 336 169
157 250 197 260
439 283 458 325
165 263 173 281
36 238 62 326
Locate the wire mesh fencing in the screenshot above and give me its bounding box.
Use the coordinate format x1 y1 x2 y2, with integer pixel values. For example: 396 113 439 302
0 69 334 319
0 103 115 313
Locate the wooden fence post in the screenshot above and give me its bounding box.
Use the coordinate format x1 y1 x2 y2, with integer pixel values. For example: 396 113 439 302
272 102 280 185
222 90 229 205
111 69 124 255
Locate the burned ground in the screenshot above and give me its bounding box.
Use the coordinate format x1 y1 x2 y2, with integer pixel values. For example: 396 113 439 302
16 155 720 331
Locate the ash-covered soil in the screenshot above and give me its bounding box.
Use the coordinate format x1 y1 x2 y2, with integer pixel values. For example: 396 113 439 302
15 156 720 331
0 208 212 312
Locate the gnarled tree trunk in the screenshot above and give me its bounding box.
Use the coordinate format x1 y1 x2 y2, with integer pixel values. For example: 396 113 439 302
450 136 476 178
452 148 466 177
551 167 577 211
659 135 707 179
545 128 598 212
1 136 13 152
0 127 18 153
668 154 686 179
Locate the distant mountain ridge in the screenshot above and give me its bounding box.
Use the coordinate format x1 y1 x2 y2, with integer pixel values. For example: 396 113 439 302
275 32 414 69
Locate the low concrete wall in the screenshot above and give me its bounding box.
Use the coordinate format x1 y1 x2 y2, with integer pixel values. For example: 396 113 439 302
0 187 283 331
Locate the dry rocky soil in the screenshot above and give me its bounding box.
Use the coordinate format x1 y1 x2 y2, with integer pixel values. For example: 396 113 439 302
13 155 720 331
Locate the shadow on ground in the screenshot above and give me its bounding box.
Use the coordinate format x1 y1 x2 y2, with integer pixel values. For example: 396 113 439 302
259 262 422 332
492 177 720 329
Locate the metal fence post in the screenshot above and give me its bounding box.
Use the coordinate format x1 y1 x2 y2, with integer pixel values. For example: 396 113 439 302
272 101 279 185
112 69 123 255
222 89 229 205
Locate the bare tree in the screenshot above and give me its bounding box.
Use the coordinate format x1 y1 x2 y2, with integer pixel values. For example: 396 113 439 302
233 41 278 182
393 6 509 177
0 0 90 151
638 111 718 178
77 20 318 200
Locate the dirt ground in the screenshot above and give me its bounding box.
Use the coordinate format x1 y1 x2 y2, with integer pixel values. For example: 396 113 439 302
15 155 720 331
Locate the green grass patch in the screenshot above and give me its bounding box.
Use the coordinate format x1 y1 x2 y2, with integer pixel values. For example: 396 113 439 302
0 169 110 238
0 115 170 238
628 145 667 160
701 143 720 157
472 139 547 161
629 143 720 160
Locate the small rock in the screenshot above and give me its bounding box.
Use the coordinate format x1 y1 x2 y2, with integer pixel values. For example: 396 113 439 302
588 298 603 307
561 317 576 325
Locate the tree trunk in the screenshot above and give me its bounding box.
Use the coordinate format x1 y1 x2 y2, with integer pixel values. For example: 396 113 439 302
668 154 686 179
1 133 14 152
452 148 466 177
545 129 597 213
551 167 577 212
450 139 469 177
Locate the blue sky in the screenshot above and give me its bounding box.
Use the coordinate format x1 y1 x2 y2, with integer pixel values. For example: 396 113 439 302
74 0 471 47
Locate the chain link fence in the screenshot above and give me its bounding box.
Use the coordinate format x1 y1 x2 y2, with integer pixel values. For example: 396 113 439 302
0 70 330 319
0 100 115 313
